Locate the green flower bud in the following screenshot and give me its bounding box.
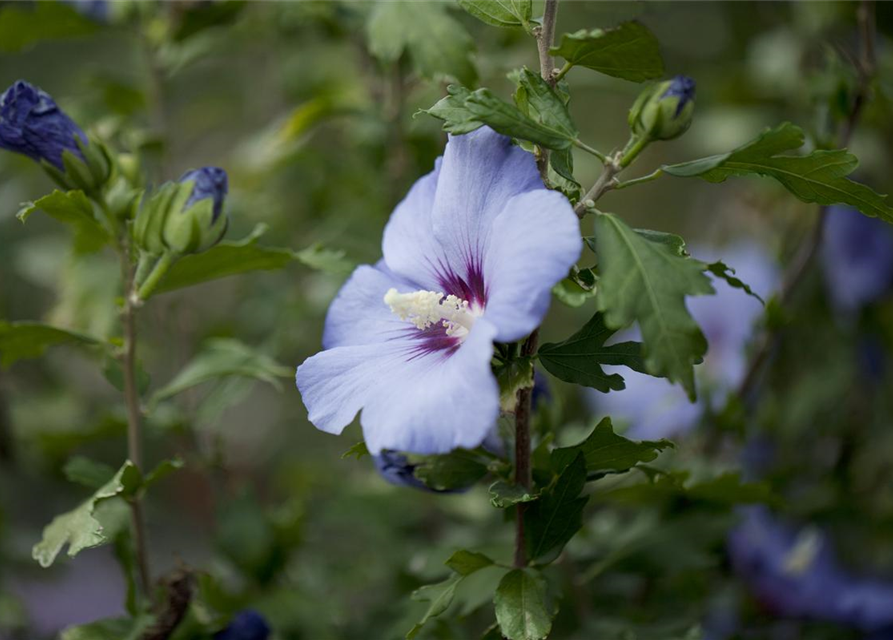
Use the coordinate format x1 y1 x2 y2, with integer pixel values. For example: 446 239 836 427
629 75 696 142
134 167 229 257
42 136 113 196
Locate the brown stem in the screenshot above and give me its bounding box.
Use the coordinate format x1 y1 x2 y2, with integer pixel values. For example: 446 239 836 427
121 251 153 597
537 0 559 84
514 330 538 568
736 0 875 404
573 159 620 218
535 0 560 178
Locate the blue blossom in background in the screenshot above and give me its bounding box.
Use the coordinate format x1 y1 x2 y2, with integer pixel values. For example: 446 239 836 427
591 243 778 439
181 166 229 223
296 128 581 454
822 206 893 312
63 0 109 22
0 80 87 170
373 450 437 492
728 506 893 634
214 610 271 640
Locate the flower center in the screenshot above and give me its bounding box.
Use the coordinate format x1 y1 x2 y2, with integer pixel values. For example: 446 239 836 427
384 288 479 339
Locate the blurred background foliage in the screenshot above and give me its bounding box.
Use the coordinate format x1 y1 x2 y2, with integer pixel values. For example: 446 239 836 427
0 1 892 639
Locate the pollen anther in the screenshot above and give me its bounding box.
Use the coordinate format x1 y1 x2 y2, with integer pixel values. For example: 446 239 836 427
384 288 477 338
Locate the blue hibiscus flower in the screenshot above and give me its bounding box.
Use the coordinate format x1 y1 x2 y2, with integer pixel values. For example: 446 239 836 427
296 127 581 455
214 610 271 640
728 506 893 633
822 205 893 312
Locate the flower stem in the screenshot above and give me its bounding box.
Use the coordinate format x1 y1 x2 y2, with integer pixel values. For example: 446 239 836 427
573 139 608 165
120 249 153 598
612 168 664 191
514 330 538 568
554 61 572 84
136 252 174 302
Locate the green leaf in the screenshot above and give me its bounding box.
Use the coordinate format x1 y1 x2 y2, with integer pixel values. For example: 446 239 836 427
552 267 597 307
465 88 575 150
419 85 484 135
663 122 893 222
445 549 495 576
143 458 184 490
706 261 765 304
150 338 292 404
606 470 780 508
550 21 664 82
458 0 531 28
341 441 370 460
63 456 116 489
0 1 97 53
60 614 155 640
0 321 104 367
550 417 673 477
525 454 588 562
413 449 489 491
423 80 579 148
157 224 293 293
489 480 539 508
294 243 355 275
516 68 578 141
406 575 461 639
367 2 477 86
33 461 141 568
539 312 646 393
17 190 109 254
593 213 714 398
494 569 552 640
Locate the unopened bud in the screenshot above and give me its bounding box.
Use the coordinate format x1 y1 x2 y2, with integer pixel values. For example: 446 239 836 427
628 75 696 142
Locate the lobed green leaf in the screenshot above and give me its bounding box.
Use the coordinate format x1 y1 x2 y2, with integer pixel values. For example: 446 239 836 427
494 569 553 640
593 213 714 398
150 338 292 404
458 0 531 28
550 417 673 477
550 21 664 82
17 190 110 254
539 312 646 393
663 122 893 222
32 461 141 568
0 321 105 367
525 454 588 562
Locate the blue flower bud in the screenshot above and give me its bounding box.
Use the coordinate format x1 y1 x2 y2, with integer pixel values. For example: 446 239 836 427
134 166 229 256
374 450 473 493
0 80 85 168
628 75 696 141
0 80 110 192
214 610 271 640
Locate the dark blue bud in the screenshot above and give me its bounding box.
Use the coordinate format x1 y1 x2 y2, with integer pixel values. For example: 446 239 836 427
374 450 471 493
181 166 229 223
214 610 271 640
0 80 87 170
661 75 696 117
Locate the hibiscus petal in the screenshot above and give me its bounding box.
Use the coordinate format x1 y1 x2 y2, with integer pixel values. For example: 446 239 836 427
296 319 499 454
361 318 499 454
482 190 582 342
382 128 543 302
322 262 416 350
